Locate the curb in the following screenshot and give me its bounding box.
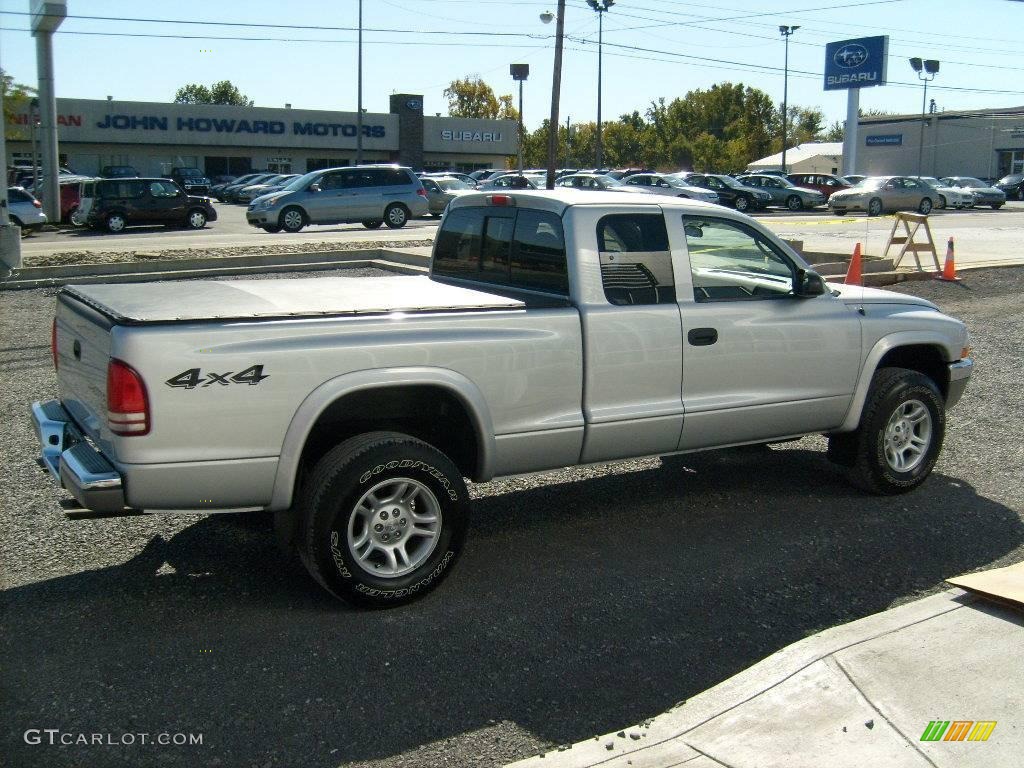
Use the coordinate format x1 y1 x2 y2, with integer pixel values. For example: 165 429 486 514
508 589 975 767
0 248 431 290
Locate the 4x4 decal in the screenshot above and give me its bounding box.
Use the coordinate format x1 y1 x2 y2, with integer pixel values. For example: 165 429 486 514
166 365 269 389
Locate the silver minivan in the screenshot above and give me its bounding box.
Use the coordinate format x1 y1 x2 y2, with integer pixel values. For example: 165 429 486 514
246 165 428 233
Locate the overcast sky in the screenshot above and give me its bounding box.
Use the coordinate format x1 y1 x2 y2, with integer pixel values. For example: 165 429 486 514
1 0 1022 130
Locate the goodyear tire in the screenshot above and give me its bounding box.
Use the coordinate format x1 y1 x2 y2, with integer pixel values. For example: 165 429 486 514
832 367 945 495
298 431 469 607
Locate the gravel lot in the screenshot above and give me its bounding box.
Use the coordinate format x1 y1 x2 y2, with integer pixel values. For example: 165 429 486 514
2 266 1022 768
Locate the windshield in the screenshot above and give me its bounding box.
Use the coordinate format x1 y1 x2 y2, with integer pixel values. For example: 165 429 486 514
600 176 624 187
178 168 203 177
854 177 886 189
951 177 986 188
716 176 746 190
282 171 321 191
437 178 472 190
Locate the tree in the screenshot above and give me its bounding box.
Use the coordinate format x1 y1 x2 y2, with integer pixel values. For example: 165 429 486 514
1 68 36 141
173 80 253 106
444 76 518 121
823 120 845 141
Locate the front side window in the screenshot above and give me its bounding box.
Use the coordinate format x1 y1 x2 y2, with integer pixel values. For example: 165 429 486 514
597 214 674 305
683 216 795 301
149 181 179 198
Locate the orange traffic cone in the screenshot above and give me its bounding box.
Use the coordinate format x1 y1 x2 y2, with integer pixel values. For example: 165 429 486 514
937 237 959 281
844 242 863 285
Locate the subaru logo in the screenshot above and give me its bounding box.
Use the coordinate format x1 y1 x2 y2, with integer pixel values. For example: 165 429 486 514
405 99 422 110
834 44 868 69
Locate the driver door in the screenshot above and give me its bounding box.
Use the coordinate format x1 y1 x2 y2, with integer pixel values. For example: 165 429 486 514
673 214 862 449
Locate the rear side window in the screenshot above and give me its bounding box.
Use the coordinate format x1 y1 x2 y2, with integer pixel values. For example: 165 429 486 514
98 181 144 199
597 214 675 305
433 206 568 295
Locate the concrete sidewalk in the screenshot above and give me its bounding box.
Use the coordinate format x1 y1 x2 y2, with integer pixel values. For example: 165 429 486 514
509 589 1023 768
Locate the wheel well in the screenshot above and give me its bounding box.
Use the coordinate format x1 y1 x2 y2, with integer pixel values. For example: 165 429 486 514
877 345 948 398
299 385 481 482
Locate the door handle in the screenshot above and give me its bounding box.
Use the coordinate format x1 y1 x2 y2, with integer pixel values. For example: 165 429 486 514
687 327 718 346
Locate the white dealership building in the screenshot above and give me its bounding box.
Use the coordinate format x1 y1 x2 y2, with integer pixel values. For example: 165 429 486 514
4 94 518 177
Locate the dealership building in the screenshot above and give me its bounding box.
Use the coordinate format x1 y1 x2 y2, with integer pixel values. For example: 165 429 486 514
855 105 1024 180
4 94 518 177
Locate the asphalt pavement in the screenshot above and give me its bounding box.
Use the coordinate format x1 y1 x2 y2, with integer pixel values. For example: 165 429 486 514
1 266 1022 768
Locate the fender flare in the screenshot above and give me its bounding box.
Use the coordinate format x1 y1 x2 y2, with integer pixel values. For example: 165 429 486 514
268 367 496 511
837 330 958 433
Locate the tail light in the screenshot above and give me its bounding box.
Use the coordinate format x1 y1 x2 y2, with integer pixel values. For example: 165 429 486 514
51 318 58 371
107 359 150 436
487 194 516 206
416 187 428 198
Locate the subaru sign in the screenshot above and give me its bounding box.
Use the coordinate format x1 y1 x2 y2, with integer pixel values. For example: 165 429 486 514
824 36 888 91
866 134 902 146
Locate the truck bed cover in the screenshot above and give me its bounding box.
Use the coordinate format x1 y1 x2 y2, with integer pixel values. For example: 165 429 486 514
60 275 527 324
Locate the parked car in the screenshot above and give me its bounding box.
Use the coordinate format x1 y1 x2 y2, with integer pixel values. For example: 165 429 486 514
420 176 476 215
911 177 973 210
744 169 790 178
6 186 47 232
842 174 867 185
422 171 478 188
678 173 772 212
29 175 93 223
167 167 212 196
994 173 1024 201
33 188 973 606
236 174 297 203
99 165 140 179
939 176 1006 209
210 174 238 186
479 173 545 190
786 173 851 200
246 165 428 233
621 173 720 203
737 174 827 210
468 169 505 183
9 165 76 187
223 173 277 203
605 168 652 180
555 173 659 195
827 176 938 216
213 173 259 200
82 177 217 233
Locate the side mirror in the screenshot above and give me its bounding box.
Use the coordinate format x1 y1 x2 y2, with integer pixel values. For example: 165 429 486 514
794 268 827 297
309 183 321 193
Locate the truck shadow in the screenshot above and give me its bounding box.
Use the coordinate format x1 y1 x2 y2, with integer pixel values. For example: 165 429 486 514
3 446 1021 768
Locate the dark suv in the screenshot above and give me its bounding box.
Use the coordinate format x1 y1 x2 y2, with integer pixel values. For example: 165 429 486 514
995 173 1024 201
168 167 212 196
83 178 217 233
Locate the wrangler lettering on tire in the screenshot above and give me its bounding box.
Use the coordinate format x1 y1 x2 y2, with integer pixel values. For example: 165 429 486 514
298 431 469 607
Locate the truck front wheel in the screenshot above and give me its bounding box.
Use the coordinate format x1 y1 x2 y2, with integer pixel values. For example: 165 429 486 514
831 367 945 495
298 431 469 607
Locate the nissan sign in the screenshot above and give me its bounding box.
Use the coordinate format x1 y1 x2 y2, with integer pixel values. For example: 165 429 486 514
824 36 888 91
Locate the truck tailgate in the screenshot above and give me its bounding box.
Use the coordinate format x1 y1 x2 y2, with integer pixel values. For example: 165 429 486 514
55 293 114 447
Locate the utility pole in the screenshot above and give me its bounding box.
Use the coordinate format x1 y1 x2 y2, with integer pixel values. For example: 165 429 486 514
1 30 23 277
32 0 66 224
779 25 799 174
356 0 363 165
542 0 566 189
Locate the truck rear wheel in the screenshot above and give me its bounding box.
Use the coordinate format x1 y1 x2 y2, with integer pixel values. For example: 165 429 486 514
832 367 945 495
297 431 469 607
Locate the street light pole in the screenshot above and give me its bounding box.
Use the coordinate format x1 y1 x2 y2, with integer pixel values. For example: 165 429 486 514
909 57 939 179
542 1 566 189
510 64 530 175
356 0 363 165
779 25 799 174
586 1 614 170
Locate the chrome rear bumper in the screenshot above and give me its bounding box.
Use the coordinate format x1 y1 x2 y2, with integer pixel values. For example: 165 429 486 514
946 358 973 409
31 400 126 513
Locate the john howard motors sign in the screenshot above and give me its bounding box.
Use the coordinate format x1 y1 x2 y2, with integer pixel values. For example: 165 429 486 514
824 36 889 91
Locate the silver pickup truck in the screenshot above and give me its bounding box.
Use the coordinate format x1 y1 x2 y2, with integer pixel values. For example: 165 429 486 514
32 190 973 606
